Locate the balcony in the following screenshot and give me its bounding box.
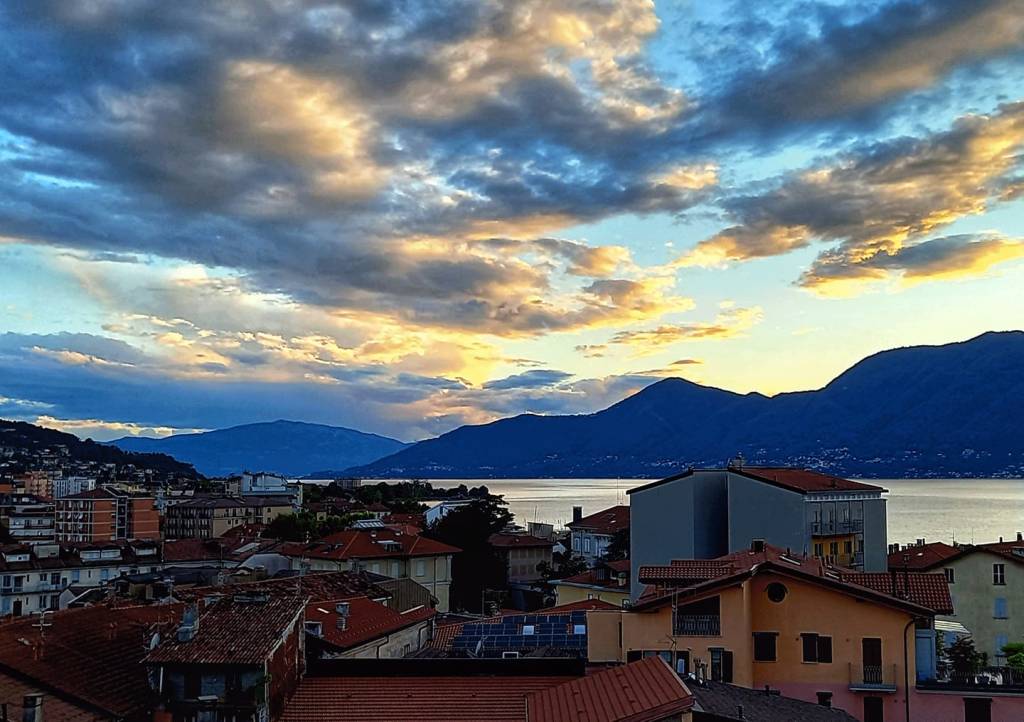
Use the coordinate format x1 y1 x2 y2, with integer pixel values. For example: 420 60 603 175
673 614 721 636
918 666 1024 693
849 663 897 692
811 519 864 536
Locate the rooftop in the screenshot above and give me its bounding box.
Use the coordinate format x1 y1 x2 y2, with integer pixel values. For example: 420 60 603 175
558 560 630 590
145 593 306 665
887 541 960 570
689 679 858 721
628 467 885 496
305 597 435 651
566 505 629 535
173 570 392 606
488 532 556 549
528 657 692 722
279 528 460 561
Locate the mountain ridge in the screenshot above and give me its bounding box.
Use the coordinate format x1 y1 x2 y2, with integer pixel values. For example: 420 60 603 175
349 331 1024 479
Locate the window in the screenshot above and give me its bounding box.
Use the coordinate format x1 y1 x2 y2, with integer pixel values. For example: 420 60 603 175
415 560 426 577
753 632 777 662
994 598 1008 619
71 570 80 583
993 564 1006 585
829 541 839 556
813 543 823 557
572 536 580 551
944 568 955 584
766 583 788 603
964 697 992 722
583 538 592 553
801 633 833 663
996 635 1009 660
844 541 853 555
710 648 734 682
863 696 884 722
522 625 535 636
572 624 586 635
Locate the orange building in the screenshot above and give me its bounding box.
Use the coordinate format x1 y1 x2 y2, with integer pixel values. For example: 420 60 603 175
588 542 953 722
55 487 159 542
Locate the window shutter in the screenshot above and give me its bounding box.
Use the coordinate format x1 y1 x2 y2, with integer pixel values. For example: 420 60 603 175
723 651 734 682
818 636 833 663
802 633 818 662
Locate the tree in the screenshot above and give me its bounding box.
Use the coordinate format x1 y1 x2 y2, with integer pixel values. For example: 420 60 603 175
537 551 589 582
423 497 513 613
948 637 985 679
262 511 371 542
605 527 629 561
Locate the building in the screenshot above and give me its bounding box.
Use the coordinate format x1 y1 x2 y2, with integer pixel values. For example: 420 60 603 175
146 591 307 722
235 470 303 507
588 542 953 722
0 494 55 545
628 465 887 596
425 499 475 526
304 596 435 658
279 529 460 611
163 495 294 539
489 532 555 583
0 539 163 616
890 533 1024 664
55 487 159 542
552 559 631 607
567 504 629 565
52 475 96 499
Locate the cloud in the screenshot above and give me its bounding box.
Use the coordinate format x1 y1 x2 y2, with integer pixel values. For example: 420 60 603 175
800 233 1024 295
605 306 764 354
482 369 574 390
677 103 1024 284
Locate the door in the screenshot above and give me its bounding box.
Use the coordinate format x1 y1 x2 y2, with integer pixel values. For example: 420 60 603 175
12 600 22 616
863 638 883 683
863 696 884 722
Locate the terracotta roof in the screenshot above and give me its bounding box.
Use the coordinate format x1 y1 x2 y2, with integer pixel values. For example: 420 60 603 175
279 529 460 561
638 560 735 584
541 599 620 613
0 672 105 721
566 506 629 535
527 657 693 722
690 679 858 721
305 597 434 651
733 467 884 493
489 533 555 549
383 512 427 527
887 542 959 570
558 560 631 590
840 572 955 614
146 593 306 665
0 604 183 718
173 570 391 605
281 676 570 722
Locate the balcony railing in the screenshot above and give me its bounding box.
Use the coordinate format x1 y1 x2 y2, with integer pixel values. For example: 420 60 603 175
918 666 1024 692
849 663 898 691
811 519 864 536
673 614 721 636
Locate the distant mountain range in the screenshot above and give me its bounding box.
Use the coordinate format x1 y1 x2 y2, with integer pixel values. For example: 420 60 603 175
0 419 197 477
350 331 1024 479
111 420 409 477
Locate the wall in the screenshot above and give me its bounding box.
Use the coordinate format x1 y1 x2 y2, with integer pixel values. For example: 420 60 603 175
941 550 1023 662
912 690 1024 721
338 620 432 659
725 474 805 556
861 497 888 572
555 583 629 607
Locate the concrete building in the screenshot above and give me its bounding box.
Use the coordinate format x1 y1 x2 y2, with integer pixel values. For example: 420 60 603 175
890 534 1024 664
0 494 55 545
279 529 460 612
628 465 887 597
52 476 96 499
567 505 629 565
55 487 159 542
163 495 294 539
552 559 631 608
488 532 555 584
425 499 475 526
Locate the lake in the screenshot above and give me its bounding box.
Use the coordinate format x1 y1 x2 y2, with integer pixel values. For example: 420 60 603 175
385 478 1024 546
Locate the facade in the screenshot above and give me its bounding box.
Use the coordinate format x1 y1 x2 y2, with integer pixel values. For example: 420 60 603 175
891 535 1024 664
553 559 631 607
425 499 475 526
52 475 96 499
304 596 435 658
567 505 629 565
163 495 293 539
54 487 159 542
280 528 460 611
0 495 55 545
488 532 555 583
628 465 887 596
0 539 163 616
589 543 953 722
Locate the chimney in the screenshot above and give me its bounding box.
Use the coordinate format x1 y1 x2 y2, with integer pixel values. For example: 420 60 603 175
22 693 43 722
751 539 765 554
572 506 583 524
1017 532 1022 543
177 605 199 642
817 691 833 708
336 601 350 631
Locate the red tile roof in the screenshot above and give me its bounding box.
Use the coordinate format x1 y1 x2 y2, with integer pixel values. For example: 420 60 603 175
280 529 460 561
542 599 620 613
567 505 629 535
559 560 631 590
0 604 183 719
527 657 693 722
488 533 556 549
305 597 434 651
887 542 959 570
840 572 954 614
173 571 390 606
146 593 306 665
281 676 571 722
638 560 735 584
733 467 884 493
0 672 104 722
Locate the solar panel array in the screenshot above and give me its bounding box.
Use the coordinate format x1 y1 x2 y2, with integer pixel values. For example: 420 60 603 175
451 611 588 658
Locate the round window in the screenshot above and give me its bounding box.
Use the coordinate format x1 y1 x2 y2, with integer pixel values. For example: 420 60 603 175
766 582 788 603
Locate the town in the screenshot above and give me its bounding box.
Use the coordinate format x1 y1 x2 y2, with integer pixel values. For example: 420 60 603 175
0 430 1019 722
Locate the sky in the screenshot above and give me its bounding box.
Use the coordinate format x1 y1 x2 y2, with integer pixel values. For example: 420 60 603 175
0 0 1023 442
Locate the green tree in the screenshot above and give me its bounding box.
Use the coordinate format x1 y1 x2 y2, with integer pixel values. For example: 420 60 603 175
423 497 513 613
948 637 985 679
537 551 589 581
605 527 629 561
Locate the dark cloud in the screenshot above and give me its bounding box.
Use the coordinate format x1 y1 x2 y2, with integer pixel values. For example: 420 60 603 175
482 369 573 391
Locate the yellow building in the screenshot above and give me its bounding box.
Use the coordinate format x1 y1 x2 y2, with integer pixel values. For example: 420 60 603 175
553 559 631 607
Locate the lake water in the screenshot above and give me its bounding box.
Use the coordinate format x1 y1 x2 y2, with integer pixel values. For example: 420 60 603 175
389 478 1024 546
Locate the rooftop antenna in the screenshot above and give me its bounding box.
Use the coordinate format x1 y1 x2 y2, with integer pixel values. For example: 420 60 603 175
32 610 52 642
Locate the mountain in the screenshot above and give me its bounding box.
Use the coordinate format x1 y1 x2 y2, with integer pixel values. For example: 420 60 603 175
350 331 1024 479
111 420 409 477
0 419 197 477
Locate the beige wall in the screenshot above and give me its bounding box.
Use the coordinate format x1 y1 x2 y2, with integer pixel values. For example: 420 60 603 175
335 620 433 659
555 583 629 607
296 554 453 612
941 550 1023 662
